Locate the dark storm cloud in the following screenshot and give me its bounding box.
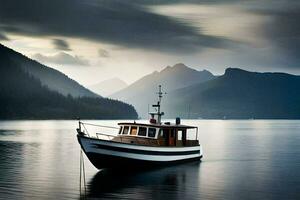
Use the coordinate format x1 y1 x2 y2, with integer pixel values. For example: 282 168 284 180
32 52 90 66
245 2 300 68
52 39 71 51
1 0 299 68
0 0 234 53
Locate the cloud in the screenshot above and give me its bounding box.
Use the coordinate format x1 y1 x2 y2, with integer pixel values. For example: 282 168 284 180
32 52 90 66
0 0 234 54
240 1 300 68
150 0 300 68
1 0 300 70
52 39 71 51
98 48 109 58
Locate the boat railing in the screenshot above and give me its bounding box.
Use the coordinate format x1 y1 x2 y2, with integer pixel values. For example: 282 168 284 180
96 132 116 140
78 121 119 141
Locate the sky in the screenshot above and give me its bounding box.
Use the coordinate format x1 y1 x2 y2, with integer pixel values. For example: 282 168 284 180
0 0 299 85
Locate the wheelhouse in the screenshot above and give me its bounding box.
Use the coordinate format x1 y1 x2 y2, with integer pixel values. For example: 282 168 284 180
116 122 199 147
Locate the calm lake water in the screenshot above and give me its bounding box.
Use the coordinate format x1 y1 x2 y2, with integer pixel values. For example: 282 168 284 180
0 120 300 200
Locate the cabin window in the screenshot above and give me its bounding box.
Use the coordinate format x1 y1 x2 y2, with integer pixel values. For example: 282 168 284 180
123 126 129 134
138 127 147 136
130 126 138 135
177 130 182 140
118 127 123 135
148 128 156 138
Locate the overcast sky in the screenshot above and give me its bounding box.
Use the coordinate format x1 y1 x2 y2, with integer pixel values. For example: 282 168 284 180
0 0 299 85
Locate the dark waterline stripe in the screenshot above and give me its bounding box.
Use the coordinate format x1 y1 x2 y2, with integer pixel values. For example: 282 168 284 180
92 143 200 156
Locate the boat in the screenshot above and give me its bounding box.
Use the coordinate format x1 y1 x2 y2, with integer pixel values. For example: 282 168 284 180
76 85 203 169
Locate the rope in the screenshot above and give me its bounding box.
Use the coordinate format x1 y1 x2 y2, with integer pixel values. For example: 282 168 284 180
82 151 87 196
79 149 87 199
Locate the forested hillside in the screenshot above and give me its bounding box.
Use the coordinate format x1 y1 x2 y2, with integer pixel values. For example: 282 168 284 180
0 44 137 119
0 43 98 98
166 68 300 119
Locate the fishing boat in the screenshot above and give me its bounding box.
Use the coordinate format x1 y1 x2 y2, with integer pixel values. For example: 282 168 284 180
76 85 203 169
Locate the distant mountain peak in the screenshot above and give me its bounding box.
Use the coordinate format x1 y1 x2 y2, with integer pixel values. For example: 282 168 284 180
160 65 171 72
171 63 190 71
162 63 212 76
152 70 159 75
111 63 216 117
173 63 187 68
224 67 251 76
160 63 195 74
106 77 127 84
88 77 128 96
224 67 293 78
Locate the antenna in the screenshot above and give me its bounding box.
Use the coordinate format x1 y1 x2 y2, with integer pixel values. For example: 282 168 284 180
149 85 166 124
157 85 162 123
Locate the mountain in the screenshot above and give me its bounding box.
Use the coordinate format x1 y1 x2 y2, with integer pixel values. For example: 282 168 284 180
88 78 128 97
0 44 137 119
111 63 216 117
1 44 98 98
166 68 300 119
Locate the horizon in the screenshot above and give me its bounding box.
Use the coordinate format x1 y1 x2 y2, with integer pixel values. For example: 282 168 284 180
1 0 300 85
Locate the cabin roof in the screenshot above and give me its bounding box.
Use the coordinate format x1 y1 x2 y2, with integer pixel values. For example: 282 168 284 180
117 122 197 129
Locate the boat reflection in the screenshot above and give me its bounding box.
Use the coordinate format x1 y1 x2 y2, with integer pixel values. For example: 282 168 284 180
86 161 201 199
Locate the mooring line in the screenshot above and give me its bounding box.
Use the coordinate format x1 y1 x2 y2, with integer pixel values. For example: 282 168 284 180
79 149 87 199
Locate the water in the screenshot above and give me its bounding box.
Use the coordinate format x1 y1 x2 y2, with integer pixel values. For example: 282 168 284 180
0 120 300 200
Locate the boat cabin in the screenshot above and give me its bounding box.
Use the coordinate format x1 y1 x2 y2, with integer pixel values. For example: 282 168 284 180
77 85 200 148
108 85 200 147
112 122 199 147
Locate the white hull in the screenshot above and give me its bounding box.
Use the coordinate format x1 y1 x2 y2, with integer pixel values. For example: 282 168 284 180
78 135 203 169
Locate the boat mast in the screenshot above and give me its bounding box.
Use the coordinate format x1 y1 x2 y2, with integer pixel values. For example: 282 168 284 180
157 85 163 124
151 85 165 124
